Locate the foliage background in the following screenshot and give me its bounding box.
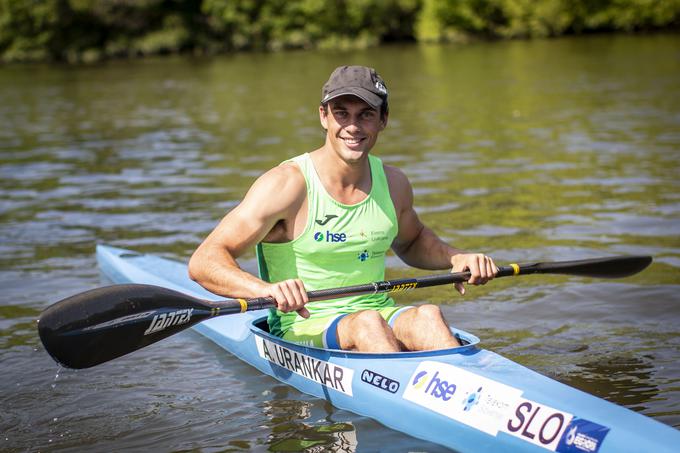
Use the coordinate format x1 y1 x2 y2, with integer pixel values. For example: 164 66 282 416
1 0 679 63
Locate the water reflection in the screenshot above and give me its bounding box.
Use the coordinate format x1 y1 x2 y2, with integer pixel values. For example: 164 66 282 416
262 386 357 452
568 354 658 410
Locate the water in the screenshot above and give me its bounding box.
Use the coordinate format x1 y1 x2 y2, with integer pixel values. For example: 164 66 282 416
1 33 679 452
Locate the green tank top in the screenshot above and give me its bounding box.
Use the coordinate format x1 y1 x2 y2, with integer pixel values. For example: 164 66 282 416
257 153 399 337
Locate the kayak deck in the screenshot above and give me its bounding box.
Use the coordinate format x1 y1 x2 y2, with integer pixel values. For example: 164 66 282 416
96 244 680 453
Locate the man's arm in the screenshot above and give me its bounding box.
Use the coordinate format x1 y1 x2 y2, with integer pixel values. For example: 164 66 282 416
188 163 310 317
386 165 497 294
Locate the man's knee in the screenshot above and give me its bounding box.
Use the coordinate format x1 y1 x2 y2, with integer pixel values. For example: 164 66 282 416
352 309 390 330
338 309 398 351
396 304 459 350
413 304 445 322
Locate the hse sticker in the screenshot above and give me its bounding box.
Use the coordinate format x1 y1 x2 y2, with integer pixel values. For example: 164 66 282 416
255 336 354 396
402 361 522 435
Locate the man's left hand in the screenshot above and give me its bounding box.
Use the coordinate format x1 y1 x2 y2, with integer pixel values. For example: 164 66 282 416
450 253 498 295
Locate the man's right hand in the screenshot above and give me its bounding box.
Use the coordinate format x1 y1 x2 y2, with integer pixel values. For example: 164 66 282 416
267 279 310 318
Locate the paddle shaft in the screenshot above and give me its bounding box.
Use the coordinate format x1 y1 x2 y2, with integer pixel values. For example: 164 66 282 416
217 268 491 313
38 254 651 369
211 255 651 314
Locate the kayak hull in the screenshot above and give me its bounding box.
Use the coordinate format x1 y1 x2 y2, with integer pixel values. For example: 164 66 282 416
96 245 680 452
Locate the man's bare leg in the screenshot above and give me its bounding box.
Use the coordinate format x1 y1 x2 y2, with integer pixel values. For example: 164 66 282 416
393 305 461 350
336 310 401 352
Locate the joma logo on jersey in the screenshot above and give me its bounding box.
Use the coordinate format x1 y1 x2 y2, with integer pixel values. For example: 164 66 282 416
314 231 346 243
144 308 193 335
315 214 338 226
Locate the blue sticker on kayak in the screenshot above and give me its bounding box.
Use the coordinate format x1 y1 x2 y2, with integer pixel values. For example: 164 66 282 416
556 418 610 453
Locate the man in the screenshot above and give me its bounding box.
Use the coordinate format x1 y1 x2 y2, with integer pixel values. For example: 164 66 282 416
189 65 497 352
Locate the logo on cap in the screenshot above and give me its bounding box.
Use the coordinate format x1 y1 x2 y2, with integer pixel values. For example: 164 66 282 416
375 81 387 95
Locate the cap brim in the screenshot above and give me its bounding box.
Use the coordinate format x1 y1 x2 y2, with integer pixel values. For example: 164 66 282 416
322 87 383 109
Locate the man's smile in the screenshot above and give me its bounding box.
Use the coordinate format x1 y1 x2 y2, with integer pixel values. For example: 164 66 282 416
340 136 366 146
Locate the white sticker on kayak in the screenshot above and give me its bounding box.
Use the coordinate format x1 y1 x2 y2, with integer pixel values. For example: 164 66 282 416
255 336 354 396
502 398 574 450
402 361 522 436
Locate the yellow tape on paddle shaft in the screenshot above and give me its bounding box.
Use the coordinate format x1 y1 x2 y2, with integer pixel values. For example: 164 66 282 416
510 263 520 275
238 299 248 313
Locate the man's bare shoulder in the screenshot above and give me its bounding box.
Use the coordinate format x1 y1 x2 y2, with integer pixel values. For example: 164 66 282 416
251 161 304 192
383 163 410 186
244 161 306 213
383 163 413 206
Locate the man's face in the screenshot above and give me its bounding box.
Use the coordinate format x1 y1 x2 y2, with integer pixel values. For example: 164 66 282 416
319 95 387 161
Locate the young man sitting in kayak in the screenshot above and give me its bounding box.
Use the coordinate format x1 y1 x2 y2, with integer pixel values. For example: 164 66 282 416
189 65 498 352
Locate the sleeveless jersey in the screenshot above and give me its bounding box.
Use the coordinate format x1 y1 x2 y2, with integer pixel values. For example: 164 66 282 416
257 153 398 337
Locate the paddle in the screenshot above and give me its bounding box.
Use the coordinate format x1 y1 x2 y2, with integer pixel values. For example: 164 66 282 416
38 255 651 369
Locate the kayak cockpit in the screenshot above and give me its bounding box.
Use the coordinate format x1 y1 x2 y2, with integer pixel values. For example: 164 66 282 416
249 316 480 358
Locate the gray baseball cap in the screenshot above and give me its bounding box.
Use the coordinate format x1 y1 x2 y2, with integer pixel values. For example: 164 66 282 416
321 66 388 109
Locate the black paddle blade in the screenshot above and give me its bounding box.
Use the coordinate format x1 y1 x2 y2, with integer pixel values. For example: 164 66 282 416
524 255 653 278
38 284 215 369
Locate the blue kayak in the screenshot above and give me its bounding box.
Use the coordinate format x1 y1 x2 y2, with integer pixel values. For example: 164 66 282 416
96 244 680 452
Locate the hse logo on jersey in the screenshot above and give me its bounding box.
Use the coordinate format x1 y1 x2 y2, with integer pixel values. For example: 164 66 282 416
314 230 347 243
403 361 522 436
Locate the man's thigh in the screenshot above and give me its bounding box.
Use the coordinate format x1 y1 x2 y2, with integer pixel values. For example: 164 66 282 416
281 312 343 348
283 306 412 349
335 305 414 348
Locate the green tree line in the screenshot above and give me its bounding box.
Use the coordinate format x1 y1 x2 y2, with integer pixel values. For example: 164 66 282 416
1 0 678 63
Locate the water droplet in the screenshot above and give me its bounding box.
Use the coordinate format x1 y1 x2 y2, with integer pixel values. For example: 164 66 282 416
53 417 58 422
52 366 62 386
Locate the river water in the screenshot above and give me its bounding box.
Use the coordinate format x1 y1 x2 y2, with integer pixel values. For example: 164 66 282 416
1 34 679 452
